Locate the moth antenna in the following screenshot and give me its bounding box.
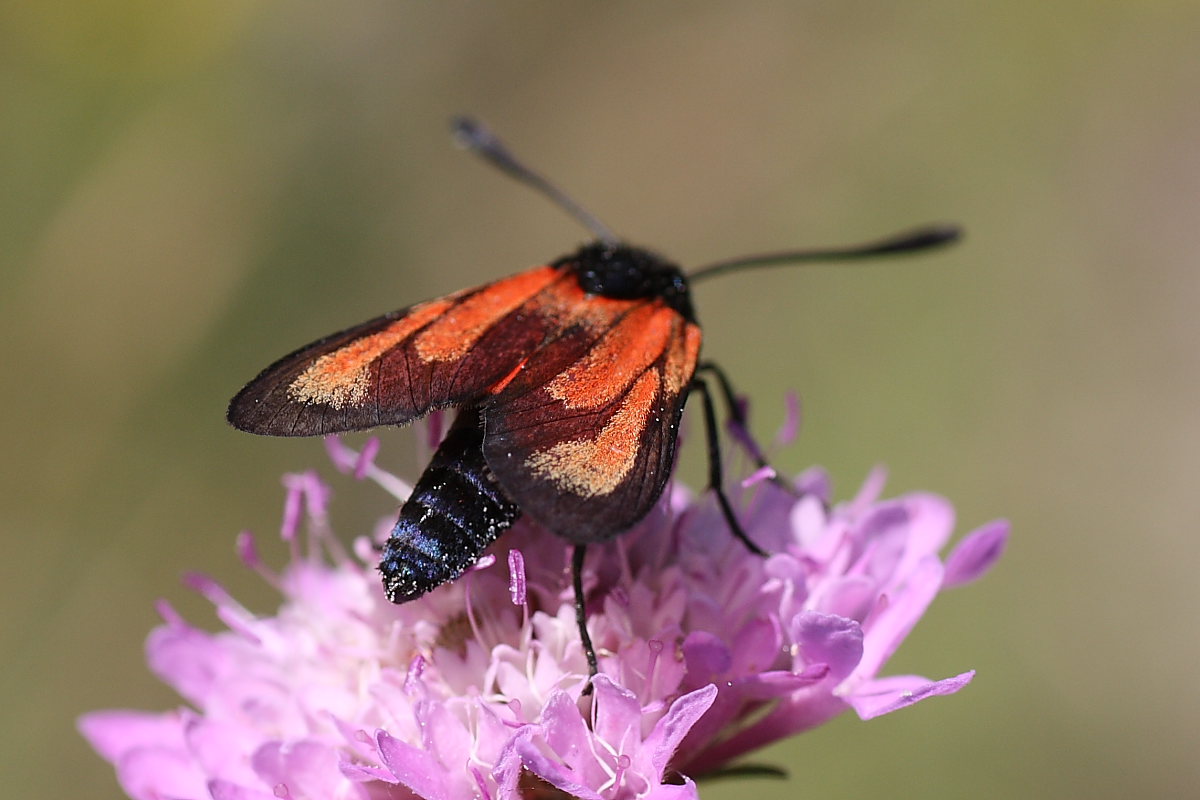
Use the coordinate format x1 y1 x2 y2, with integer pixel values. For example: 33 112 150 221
452 116 621 247
689 224 961 282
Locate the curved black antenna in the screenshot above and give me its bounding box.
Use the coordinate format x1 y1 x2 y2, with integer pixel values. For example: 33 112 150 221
689 224 961 282
451 116 620 247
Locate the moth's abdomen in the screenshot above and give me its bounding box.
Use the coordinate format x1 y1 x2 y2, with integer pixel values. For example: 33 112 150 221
380 407 520 603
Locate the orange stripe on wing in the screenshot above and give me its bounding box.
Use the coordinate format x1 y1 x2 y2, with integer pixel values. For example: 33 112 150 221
288 299 452 408
524 369 659 498
488 356 531 395
519 278 604 327
414 267 560 362
545 303 676 410
664 321 703 395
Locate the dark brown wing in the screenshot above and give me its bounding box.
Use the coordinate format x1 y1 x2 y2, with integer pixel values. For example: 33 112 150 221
228 266 572 436
482 296 703 542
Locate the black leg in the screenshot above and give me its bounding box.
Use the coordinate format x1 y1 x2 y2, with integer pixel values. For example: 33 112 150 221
691 377 768 556
696 361 797 496
572 544 599 687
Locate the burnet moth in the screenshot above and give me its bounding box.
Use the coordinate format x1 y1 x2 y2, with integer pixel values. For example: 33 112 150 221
228 117 959 677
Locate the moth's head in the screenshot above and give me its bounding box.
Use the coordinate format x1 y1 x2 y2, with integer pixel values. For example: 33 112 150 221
559 242 695 321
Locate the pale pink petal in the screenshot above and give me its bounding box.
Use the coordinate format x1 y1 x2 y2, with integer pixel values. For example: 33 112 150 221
642 684 717 774
251 740 346 799
944 520 1010 587
854 557 944 680
491 728 534 800
376 730 450 800
115 745 208 800
184 718 261 785
792 612 864 681
208 779 279 800
681 630 732 678
590 675 642 752
145 624 227 705
645 778 701 800
338 762 394 783
510 729 603 800
846 671 976 720
79 710 186 763
540 690 594 772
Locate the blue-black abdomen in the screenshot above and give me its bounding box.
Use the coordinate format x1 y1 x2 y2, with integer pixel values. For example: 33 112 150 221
380 407 520 603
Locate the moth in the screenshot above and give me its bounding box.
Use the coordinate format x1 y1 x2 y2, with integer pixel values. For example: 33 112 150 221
228 117 958 675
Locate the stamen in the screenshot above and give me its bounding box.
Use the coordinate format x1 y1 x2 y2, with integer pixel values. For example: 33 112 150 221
741 465 778 489
154 599 184 626
354 437 380 479
774 391 802 448
236 531 281 590
645 638 664 699
508 549 527 607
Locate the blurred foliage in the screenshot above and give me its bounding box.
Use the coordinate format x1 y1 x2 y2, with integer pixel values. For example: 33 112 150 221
3 2 1199 798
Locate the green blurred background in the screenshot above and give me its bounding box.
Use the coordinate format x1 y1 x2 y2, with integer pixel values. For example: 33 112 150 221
4 2 1198 798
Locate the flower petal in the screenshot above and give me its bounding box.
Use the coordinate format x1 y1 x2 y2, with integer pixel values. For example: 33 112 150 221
208 779 278 800
251 740 344 799
854 557 944 680
145 623 226 706
846 671 976 720
681 631 733 679
376 730 450 800
944 520 1010 588
78 710 186 763
791 612 864 682
184 717 261 785
645 777 701 800
590 676 643 753
643 684 717 775
115 744 208 800
511 731 603 800
540 690 597 777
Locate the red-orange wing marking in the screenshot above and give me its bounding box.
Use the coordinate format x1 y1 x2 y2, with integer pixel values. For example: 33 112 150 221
228 266 571 436
482 294 703 542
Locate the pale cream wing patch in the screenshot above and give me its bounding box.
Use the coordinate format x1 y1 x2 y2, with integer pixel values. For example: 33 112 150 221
524 369 660 498
483 304 702 543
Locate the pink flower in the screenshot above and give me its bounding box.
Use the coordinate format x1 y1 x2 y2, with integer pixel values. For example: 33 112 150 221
80 428 1006 800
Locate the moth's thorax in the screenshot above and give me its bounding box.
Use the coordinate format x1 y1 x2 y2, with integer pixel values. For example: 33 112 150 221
557 243 696 322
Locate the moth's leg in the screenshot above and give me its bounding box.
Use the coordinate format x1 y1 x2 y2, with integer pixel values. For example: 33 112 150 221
696 360 797 496
690 376 767 556
573 544 599 689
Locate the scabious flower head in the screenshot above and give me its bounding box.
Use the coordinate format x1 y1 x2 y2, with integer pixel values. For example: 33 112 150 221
81 417 1007 800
